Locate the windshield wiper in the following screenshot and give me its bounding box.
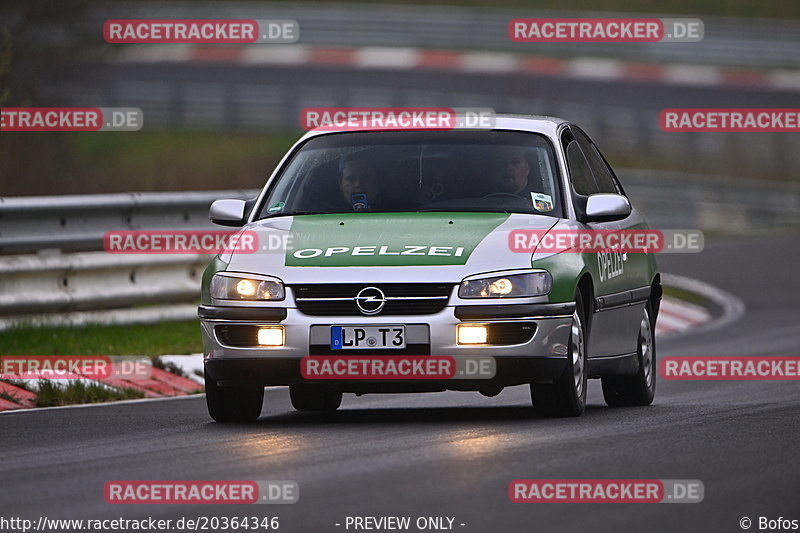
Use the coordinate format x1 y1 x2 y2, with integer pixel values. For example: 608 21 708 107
416 208 511 213
264 210 324 218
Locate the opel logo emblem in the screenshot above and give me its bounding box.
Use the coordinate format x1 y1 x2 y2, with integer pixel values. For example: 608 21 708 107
355 286 386 315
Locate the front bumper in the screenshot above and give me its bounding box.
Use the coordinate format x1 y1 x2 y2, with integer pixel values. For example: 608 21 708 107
200 304 573 390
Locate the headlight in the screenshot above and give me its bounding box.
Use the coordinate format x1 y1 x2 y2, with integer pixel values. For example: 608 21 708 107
211 273 285 301
459 270 552 298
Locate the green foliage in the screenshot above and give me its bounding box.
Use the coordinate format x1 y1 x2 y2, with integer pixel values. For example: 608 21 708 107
0 26 10 105
35 380 144 407
0 320 204 357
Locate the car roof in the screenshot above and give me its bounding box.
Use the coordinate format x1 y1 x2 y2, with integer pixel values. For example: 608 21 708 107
299 114 570 142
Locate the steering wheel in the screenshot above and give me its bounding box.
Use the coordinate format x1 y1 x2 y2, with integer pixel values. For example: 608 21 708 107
482 192 526 200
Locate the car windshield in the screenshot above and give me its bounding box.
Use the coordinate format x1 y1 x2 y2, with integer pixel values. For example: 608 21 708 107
255 130 563 219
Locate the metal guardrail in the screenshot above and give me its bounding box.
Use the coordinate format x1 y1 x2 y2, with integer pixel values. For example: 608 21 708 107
0 172 797 330
619 169 800 232
0 190 254 330
0 252 207 315
0 249 212 330
0 189 258 254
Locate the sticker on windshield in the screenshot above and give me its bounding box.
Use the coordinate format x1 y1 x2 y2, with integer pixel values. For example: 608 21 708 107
267 202 285 213
531 192 553 212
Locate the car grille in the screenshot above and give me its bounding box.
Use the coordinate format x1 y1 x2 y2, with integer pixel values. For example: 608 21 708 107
292 283 453 316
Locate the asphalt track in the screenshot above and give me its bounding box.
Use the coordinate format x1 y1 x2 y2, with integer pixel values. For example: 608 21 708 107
1 234 798 532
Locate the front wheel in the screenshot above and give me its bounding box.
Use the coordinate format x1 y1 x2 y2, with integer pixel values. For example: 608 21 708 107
204 369 264 422
531 292 587 417
601 304 656 407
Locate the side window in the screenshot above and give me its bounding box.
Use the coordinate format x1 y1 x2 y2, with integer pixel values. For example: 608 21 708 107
572 127 622 195
561 129 598 195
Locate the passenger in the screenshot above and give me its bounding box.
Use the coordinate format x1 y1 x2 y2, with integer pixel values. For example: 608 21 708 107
338 153 382 211
490 146 531 195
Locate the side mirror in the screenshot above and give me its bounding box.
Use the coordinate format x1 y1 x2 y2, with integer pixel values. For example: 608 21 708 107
210 199 247 227
584 194 631 222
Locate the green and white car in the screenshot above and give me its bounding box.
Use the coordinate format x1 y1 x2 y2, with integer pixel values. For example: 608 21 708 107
199 115 661 421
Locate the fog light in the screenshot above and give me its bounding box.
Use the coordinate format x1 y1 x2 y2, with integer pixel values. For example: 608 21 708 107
257 326 285 347
457 324 488 345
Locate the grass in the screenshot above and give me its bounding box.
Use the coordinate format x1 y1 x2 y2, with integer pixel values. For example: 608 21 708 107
35 380 144 407
662 284 708 307
153 357 190 378
68 130 297 190
2 127 793 198
0 130 298 196
0 389 23 403
1 379 31 391
0 321 201 408
0 379 30 404
0 320 204 357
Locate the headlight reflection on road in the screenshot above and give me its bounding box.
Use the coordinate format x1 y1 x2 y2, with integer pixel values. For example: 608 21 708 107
225 434 308 461
440 430 514 458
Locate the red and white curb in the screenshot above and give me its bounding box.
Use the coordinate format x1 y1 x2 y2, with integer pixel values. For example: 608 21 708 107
115 44 800 91
656 297 710 337
0 358 204 412
0 274 742 411
161 353 205 385
657 272 745 338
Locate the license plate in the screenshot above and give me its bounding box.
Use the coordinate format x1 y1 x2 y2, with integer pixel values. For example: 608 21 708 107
330 326 406 350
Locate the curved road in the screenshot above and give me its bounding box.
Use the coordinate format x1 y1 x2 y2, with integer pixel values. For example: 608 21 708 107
1 235 798 532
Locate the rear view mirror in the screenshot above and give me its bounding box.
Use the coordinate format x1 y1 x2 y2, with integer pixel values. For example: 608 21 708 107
209 199 247 227
584 194 631 222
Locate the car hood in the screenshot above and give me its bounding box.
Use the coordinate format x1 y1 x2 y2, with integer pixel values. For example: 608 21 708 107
224 212 559 283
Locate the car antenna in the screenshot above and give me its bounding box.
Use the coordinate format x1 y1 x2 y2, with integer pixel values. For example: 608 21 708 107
418 145 425 189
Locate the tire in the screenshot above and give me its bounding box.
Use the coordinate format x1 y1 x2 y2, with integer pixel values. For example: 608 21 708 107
204 369 264 422
531 292 587 417
601 302 656 407
290 384 342 412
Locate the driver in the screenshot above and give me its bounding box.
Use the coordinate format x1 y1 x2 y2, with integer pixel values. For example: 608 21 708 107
338 153 382 211
490 146 530 195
